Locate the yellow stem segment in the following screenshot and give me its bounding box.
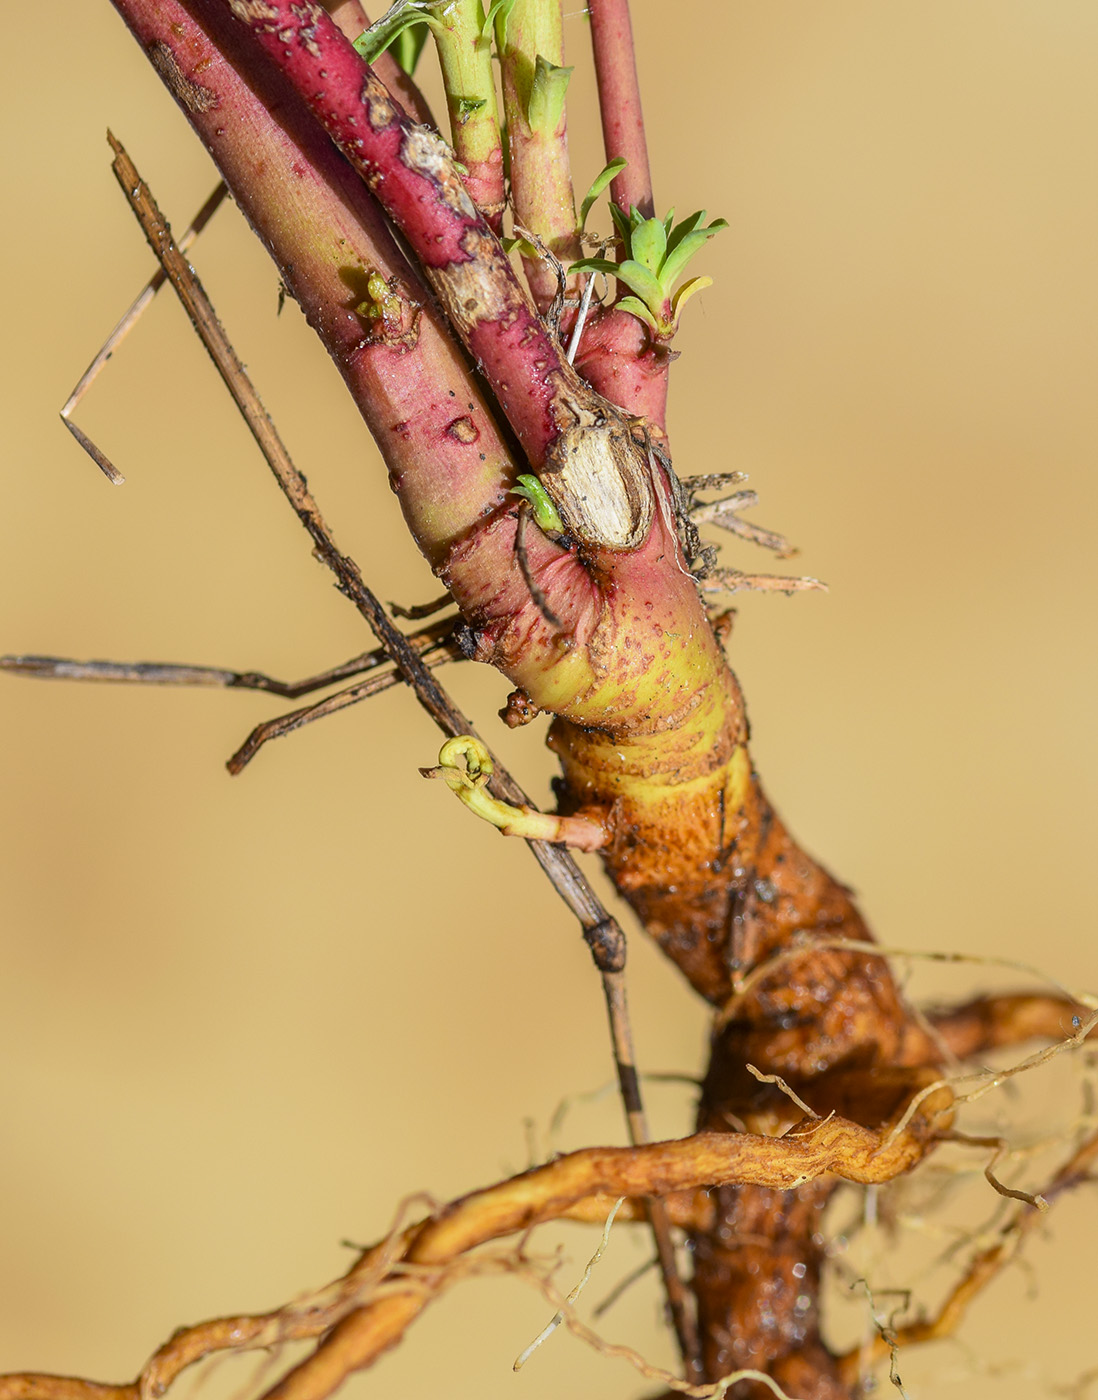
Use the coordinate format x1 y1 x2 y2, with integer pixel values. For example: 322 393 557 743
422 736 605 852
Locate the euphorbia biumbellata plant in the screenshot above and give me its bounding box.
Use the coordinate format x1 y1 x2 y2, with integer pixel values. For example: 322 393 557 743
2 3 1096 1398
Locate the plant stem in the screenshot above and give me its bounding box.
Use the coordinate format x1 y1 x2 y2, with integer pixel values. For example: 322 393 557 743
329 0 436 124
496 0 582 311
223 0 596 470
588 0 653 218
571 0 672 424
432 0 506 229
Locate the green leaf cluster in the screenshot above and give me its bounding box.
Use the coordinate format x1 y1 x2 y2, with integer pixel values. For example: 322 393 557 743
573 205 727 337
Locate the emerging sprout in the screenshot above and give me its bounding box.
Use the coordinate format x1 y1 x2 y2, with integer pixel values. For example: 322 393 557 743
511 473 566 537
573 206 727 338
353 0 438 71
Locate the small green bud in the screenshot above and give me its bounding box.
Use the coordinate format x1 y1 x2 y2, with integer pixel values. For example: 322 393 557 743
512 474 565 536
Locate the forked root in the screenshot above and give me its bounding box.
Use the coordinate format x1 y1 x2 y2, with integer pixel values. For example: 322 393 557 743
0 1073 952 1400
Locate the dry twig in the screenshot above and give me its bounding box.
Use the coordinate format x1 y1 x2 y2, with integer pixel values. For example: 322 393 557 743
96 132 692 1376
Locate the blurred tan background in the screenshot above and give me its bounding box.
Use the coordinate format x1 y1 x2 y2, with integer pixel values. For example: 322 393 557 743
2 4 1096 1397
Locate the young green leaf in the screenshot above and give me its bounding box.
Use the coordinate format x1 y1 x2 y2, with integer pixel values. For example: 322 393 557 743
659 219 728 290
570 257 620 278
526 55 573 135
573 203 728 337
670 275 713 321
629 217 667 276
579 158 628 232
483 0 518 41
663 209 709 257
353 0 440 66
608 202 633 250
614 259 666 313
615 295 661 334
511 475 565 535
392 21 431 75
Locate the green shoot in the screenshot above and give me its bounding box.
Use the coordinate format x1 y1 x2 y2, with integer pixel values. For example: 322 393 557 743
572 206 727 338
353 0 442 66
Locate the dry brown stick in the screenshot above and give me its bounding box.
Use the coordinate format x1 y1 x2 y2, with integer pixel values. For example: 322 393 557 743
388 592 453 620
59 181 227 485
836 1125 1098 1386
689 492 797 557
103 132 692 1368
225 635 460 773
700 566 826 596
599 970 701 1374
0 617 457 700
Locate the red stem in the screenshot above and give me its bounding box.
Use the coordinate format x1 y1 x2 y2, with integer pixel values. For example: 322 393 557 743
588 0 653 218
326 0 435 125
110 0 512 569
577 0 669 426
224 0 590 470
572 305 669 430
113 0 731 759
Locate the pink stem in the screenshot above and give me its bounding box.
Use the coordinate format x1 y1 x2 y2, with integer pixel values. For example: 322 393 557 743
224 0 591 470
572 305 669 430
326 1 435 125
578 0 670 424
114 0 729 746
588 0 653 218
111 0 509 568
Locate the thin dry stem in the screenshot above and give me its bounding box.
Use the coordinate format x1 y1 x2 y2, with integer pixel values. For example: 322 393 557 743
226 634 461 774
600 970 702 1376
60 181 227 485
746 1063 821 1119
690 493 797 557
701 566 826 596
0 619 456 701
101 130 691 1353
